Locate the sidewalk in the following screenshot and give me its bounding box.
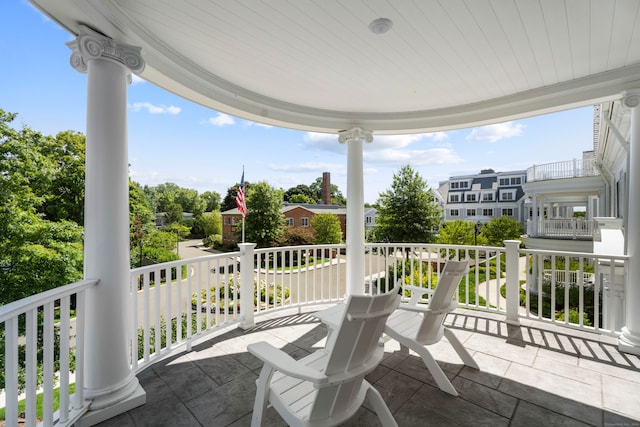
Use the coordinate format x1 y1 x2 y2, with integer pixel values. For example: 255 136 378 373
475 255 527 311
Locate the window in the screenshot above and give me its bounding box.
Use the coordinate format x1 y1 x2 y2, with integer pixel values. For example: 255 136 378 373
285 217 294 227
451 182 459 189
502 208 514 216
232 217 238 225
366 216 372 224
499 178 509 186
449 193 460 202
482 192 493 201
301 217 310 227
501 191 514 201
511 177 522 185
223 217 228 225
460 181 469 188
483 208 493 216
466 193 477 202
450 209 459 217
466 209 476 216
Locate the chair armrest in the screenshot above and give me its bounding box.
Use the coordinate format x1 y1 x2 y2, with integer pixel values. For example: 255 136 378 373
397 303 430 314
403 285 435 297
248 342 328 384
311 304 345 332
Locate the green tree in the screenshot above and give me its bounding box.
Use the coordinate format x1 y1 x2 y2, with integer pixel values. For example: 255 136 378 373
243 181 284 247
284 184 314 202
289 194 315 204
437 220 487 246
129 180 154 227
197 212 222 237
374 165 441 243
175 187 205 216
164 202 183 224
310 177 346 205
0 110 84 304
311 213 343 244
482 216 523 246
221 180 252 211
40 130 86 224
200 191 221 212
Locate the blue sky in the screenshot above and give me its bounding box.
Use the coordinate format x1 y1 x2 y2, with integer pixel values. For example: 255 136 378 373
2 1 595 204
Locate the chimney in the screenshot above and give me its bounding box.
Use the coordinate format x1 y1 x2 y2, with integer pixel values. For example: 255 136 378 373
322 172 331 205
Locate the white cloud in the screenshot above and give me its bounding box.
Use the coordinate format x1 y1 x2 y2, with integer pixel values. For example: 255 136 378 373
428 131 449 142
243 120 273 128
269 162 343 173
130 102 181 115
206 113 235 126
466 121 524 142
365 147 463 166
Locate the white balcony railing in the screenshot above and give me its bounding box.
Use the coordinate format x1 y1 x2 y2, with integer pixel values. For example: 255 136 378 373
526 157 599 182
0 279 98 427
0 242 630 426
533 218 595 239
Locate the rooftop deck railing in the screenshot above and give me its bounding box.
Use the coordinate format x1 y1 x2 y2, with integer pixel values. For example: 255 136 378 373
0 242 630 426
526 157 599 182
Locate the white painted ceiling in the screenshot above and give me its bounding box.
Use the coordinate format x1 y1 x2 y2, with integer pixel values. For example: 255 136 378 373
30 0 640 134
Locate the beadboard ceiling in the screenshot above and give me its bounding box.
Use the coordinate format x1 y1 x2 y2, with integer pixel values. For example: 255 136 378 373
30 0 640 134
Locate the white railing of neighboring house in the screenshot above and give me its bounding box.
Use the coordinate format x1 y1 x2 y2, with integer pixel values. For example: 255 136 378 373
0 279 98 427
522 249 628 334
526 157 599 182
535 218 595 239
1 241 630 426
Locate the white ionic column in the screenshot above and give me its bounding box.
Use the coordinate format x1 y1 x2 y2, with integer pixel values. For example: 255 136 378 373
339 128 372 296
67 26 146 423
619 90 640 356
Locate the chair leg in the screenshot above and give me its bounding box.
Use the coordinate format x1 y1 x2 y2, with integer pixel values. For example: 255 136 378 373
251 365 274 427
444 328 479 369
412 344 458 396
365 383 398 427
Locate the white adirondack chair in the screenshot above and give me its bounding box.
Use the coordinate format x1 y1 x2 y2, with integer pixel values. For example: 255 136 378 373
384 259 478 396
247 291 400 427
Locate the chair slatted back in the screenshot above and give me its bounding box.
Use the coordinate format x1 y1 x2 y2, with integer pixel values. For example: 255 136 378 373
310 292 399 421
416 260 469 343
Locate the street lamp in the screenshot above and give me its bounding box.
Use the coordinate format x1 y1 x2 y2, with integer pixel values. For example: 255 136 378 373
139 240 144 268
474 221 481 245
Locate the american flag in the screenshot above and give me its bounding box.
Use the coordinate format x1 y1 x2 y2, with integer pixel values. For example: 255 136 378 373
236 170 246 218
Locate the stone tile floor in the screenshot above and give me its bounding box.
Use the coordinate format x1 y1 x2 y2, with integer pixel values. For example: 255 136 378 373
97 308 640 426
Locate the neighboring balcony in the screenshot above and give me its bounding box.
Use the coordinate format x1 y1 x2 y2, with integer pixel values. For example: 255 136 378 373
1 242 636 426
527 218 596 240
526 157 600 182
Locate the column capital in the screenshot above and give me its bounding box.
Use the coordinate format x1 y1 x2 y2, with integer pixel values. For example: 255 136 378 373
67 25 144 74
338 127 373 144
622 89 640 110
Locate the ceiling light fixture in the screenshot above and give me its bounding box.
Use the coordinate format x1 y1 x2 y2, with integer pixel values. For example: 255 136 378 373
369 18 393 35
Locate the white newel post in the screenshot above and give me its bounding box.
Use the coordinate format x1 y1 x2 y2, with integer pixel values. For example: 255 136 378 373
504 240 521 325
67 26 146 424
619 90 640 356
238 243 257 329
339 128 372 296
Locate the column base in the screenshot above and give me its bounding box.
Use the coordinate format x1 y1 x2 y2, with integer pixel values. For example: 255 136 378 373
76 378 146 426
618 327 640 356
76 384 145 426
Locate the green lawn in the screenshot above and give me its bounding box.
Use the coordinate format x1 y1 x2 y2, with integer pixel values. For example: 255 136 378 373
0 383 75 421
